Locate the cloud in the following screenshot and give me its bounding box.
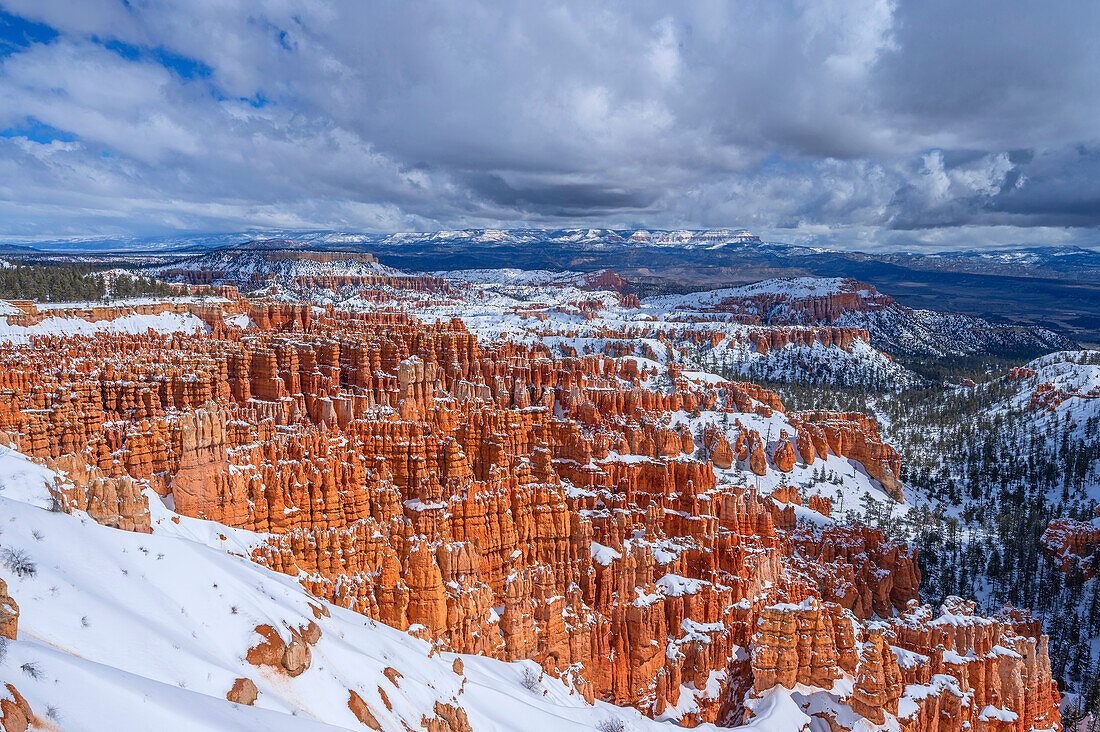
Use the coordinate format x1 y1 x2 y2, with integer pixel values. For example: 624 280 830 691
0 0 1096 249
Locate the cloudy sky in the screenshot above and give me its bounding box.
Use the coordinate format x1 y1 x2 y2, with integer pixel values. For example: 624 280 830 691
0 1 1097 250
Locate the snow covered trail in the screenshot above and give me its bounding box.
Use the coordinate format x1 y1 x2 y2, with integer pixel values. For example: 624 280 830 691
0 446 812 731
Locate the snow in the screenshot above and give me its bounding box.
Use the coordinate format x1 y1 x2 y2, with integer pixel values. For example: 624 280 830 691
979 705 1019 723
590 542 622 565
149 251 408 292
34 295 229 310
0 270 953 731
656 574 709 597
996 351 1100 436
738 686 812 730
0 311 207 343
387 270 918 390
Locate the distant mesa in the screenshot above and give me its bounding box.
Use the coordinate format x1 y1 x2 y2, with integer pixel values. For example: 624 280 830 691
0 243 40 254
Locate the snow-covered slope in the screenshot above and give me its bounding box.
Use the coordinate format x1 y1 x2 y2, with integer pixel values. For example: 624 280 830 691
0 310 208 344
0 446 816 731
836 308 1072 359
434 268 618 288
647 277 876 309
992 350 1100 443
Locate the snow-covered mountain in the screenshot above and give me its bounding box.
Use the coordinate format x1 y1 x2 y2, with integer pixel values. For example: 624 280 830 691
11 228 774 254
11 228 1098 272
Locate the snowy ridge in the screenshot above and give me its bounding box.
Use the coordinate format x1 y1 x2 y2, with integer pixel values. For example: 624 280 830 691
835 308 1073 359
648 277 874 308
0 310 207 344
326 270 918 389
151 250 408 281
641 275 1071 359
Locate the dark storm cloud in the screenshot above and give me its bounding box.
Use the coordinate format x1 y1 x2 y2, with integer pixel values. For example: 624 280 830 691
466 174 660 217
0 0 1096 249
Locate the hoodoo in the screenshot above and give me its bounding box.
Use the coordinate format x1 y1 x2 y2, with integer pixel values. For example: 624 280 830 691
0 291 1059 730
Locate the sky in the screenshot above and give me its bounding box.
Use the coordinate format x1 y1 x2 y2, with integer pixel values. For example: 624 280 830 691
0 0 1097 251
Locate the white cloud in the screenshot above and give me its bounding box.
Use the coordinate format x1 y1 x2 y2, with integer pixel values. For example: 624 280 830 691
0 0 1095 246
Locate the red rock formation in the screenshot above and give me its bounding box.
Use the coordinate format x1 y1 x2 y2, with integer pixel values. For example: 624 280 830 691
0 298 1056 730
1042 515 1100 578
773 440 796 472
707 279 893 325
1 684 35 732
227 678 258 706
348 689 383 729
0 579 17 640
792 411 903 499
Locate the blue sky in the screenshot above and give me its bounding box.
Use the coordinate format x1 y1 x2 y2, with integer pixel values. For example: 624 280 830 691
0 0 1097 250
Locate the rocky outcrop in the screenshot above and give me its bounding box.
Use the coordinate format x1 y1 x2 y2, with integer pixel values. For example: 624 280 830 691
792 411 903 499
245 624 313 677
422 702 472 732
48 454 152 533
708 280 894 325
348 689 383 729
0 579 17 640
1042 514 1100 578
227 678 258 706
0 684 34 732
747 597 1060 732
3 300 227 329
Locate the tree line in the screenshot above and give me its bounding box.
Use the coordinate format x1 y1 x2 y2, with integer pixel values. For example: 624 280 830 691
0 263 174 302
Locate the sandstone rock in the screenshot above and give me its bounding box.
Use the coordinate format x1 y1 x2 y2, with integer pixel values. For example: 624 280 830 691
282 638 312 677
0 579 17 640
749 441 768 476
348 689 382 730
0 684 34 732
246 624 286 668
422 702 472 732
774 440 796 472
227 678 258 706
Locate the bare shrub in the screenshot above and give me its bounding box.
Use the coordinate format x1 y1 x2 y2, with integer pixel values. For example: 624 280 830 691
596 719 625 732
1 548 36 578
520 665 541 692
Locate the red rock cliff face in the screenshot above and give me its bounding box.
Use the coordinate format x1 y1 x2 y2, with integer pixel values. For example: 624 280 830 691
791 411 903 499
0 306 1057 730
706 280 894 325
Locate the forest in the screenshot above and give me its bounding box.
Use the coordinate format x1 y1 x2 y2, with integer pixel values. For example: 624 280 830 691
771 351 1100 723
0 263 174 301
